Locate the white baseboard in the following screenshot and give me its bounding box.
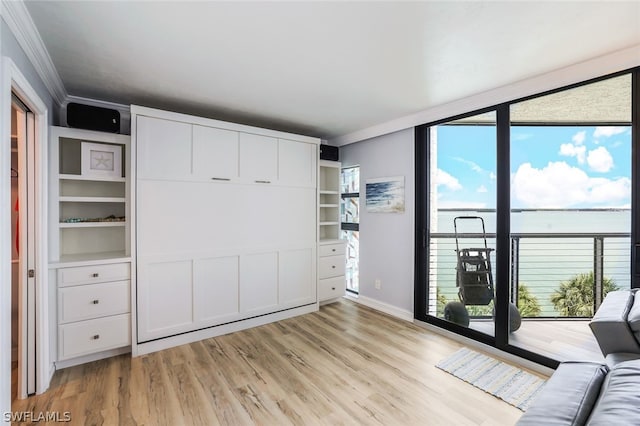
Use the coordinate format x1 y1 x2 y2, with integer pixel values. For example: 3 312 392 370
54 346 131 370
348 295 414 322
414 319 555 377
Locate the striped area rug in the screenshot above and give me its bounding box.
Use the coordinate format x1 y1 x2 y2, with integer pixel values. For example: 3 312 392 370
436 347 546 411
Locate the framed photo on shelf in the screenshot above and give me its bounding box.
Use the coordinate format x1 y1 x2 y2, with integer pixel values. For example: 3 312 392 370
81 142 122 179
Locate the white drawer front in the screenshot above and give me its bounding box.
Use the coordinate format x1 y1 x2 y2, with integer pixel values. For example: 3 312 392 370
58 314 130 360
318 255 345 279
318 277 346 301
319 242 346 257
58 262 130 287
58 281 130 324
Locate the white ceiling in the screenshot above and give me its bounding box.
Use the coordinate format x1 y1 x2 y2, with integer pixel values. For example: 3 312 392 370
23 1 640 141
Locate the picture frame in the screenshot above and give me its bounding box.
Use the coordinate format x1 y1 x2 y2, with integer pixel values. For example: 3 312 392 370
81 142 122 179
366 176 405 213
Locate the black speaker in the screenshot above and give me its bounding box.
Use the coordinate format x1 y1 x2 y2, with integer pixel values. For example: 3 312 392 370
67 103 120 133
320 144 339 161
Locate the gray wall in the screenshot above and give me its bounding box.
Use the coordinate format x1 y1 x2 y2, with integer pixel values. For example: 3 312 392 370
340 128 415 316
1 18 57 124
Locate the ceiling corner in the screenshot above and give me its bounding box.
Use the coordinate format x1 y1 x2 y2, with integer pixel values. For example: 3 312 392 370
2 0 67 105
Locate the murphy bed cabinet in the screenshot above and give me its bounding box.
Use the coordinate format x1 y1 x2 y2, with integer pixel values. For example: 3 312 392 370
49 126 132 368
318 160 346 303
131 105 320 355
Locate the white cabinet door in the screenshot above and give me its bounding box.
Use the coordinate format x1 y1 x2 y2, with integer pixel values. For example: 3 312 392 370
279 248 315 305
194 256 239 324
278 139 316 187
239 252 278 313
137 260 193 342
192 125 239 180
239 133 278 182
137 116 191 179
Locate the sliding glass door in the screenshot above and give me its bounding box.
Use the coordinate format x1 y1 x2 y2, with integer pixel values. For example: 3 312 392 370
415 68 638 367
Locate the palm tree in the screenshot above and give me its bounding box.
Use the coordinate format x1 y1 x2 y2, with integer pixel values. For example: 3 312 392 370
550 271 618 317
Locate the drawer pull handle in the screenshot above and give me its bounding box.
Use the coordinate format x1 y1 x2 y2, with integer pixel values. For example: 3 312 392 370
92 273 99 278
91 334 100 340
211 177 231 181
91 299 99 305
255 180 271 184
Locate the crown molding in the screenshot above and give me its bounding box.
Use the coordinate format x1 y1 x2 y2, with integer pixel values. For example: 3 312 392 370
2 0 67 105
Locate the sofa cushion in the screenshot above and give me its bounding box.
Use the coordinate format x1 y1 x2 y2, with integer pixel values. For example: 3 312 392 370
627 290 640 343
586 359 640 425
517 361 608 426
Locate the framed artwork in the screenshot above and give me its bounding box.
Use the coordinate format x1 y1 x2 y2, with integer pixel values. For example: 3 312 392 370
81 142 122 179
366 176 405 213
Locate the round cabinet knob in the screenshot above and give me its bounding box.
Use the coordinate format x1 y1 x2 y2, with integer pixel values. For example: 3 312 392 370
92 273 99 278
91 299 99 304
332 265 336 269
91 335 100 340
332 249 336 252
331 287 336 290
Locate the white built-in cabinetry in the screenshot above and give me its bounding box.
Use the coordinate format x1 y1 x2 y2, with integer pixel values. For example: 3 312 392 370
132 106 319 353
49 127 132 366
318 160 346 303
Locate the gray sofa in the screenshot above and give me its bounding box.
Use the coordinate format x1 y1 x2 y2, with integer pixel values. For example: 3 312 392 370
517 289 640 425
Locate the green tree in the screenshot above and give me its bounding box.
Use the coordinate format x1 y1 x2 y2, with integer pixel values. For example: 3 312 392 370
517 284 541 317
550 271 618 317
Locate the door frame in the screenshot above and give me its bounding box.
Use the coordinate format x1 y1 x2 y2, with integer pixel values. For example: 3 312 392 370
1 57 50 406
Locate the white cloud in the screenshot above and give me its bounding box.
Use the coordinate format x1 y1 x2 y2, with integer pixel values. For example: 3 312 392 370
587 146 614 172
559 143 586 164
453 157 484 173
512 161 630 208
489 172 496 181
436 169 462 191
476 185 488 193
572 131 586 145
594 127 628 138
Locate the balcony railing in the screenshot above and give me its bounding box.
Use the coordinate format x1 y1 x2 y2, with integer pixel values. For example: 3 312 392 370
428 232 630 319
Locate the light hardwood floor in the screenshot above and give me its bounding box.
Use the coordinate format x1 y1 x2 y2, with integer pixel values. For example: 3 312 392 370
13 300 527 425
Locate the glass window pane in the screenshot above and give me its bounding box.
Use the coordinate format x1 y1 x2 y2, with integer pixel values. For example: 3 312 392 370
342 230 359 293
428 111 497 337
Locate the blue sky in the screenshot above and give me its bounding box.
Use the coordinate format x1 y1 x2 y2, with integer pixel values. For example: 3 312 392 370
436 125 632 209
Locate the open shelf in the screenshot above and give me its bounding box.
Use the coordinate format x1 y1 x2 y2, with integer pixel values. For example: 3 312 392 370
60 174 126 182
59 196 126 203
59 221 125 228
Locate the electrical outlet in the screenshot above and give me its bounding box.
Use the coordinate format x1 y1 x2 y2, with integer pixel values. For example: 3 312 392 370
374 279 381 290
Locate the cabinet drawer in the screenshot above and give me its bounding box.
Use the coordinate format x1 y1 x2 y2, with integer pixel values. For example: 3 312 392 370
319 243 346 257
318 277 346 301
58 314 131 360
318 255 345 279
58 280 130 324
58 262 130 287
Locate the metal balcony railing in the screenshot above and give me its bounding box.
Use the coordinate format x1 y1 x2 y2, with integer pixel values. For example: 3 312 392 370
428 232 631 319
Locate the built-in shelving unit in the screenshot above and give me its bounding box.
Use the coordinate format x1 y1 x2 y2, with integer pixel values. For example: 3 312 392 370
49 126 133 368
50 127 131 264
318 160 341 242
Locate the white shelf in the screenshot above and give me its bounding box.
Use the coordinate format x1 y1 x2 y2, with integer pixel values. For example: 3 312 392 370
53 251 131 267
319 190 339 195
319 204 339 208
60 196 125 203
60 174 126 183
319 221 340 226
59 221 126 228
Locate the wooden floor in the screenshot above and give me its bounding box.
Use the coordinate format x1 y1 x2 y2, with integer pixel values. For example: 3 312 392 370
13 300 526 425
470 319 604 363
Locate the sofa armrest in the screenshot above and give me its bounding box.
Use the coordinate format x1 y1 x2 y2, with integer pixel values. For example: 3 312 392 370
589 290 640 356
516 361 608 426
